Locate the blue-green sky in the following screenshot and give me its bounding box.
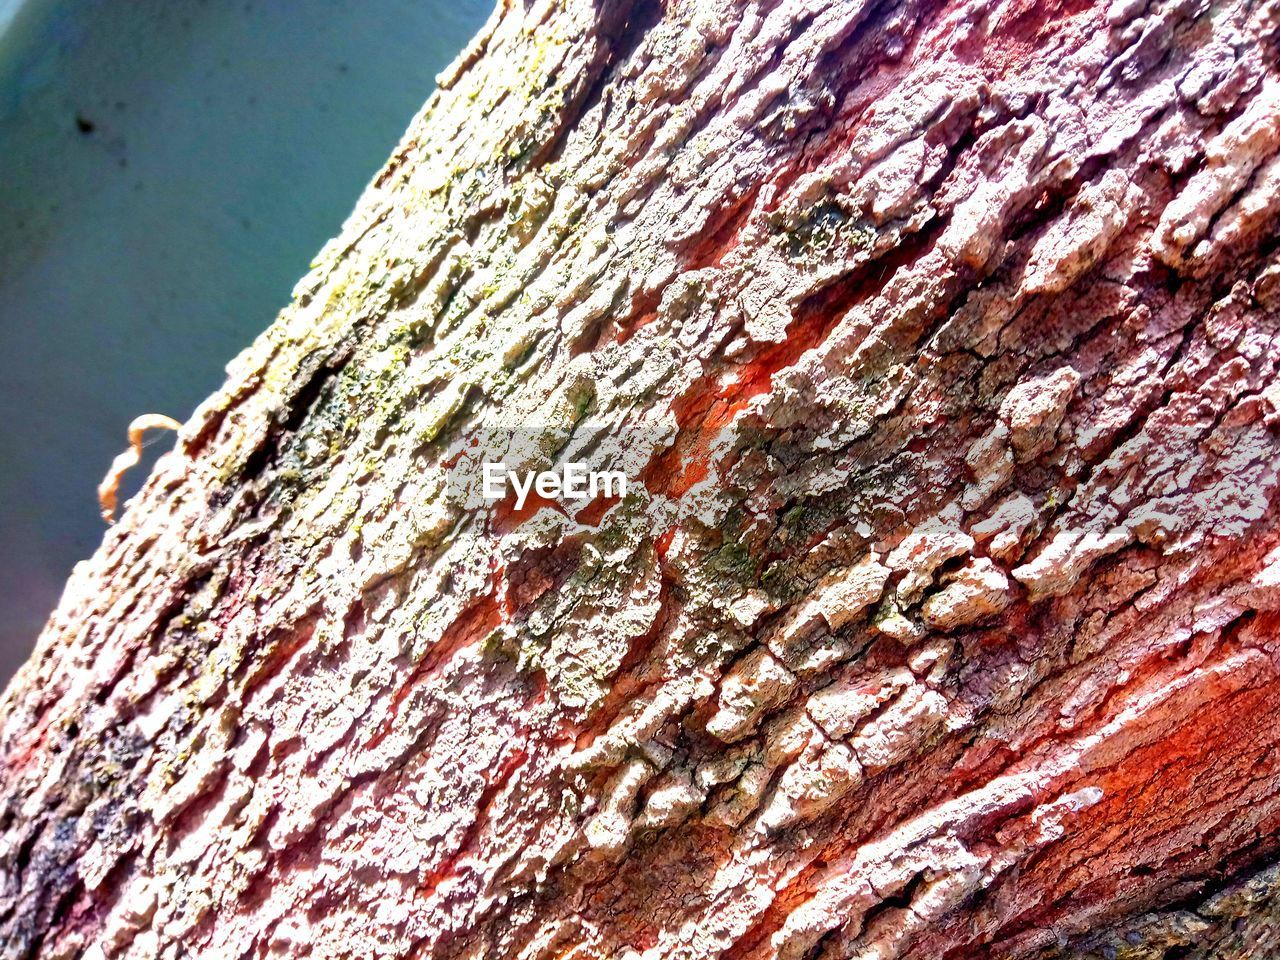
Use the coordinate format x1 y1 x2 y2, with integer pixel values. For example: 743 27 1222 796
0 0 491 683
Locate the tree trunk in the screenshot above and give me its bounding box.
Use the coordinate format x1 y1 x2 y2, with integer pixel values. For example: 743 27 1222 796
5 0 1280 957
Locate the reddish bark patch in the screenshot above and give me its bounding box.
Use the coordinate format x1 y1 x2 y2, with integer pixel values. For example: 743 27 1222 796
420 741 529 899
573 572 674 750
242 613 320 698
367 587 505 749
503 537 589 622
605 287 664 349
490 488 568 535
1 710 54 778
654 526 676 559
574 493 622 526
680 181 765 273
643 295 844 498
977 628 1280 949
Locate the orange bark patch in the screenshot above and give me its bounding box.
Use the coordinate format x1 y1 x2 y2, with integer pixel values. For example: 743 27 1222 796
988 636 1280 943
643 303 842 498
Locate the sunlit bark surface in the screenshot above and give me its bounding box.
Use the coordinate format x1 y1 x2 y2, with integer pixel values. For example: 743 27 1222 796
4 0 1280 957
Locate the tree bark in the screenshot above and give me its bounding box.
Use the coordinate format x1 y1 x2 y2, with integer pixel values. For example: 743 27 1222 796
5 0 1280 957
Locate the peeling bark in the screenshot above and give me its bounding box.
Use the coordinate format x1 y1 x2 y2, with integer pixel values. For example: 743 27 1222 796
4 0 1280 958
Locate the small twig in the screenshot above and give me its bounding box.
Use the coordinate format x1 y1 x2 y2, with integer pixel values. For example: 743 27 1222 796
98 414 182 524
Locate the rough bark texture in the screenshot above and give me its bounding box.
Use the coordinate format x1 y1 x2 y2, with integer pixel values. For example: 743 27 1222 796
5 0 1280 958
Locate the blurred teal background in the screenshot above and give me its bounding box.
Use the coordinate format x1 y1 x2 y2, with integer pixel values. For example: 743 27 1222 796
0 0 491 684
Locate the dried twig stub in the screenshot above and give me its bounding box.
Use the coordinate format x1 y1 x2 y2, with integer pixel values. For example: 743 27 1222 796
97 414 182 523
